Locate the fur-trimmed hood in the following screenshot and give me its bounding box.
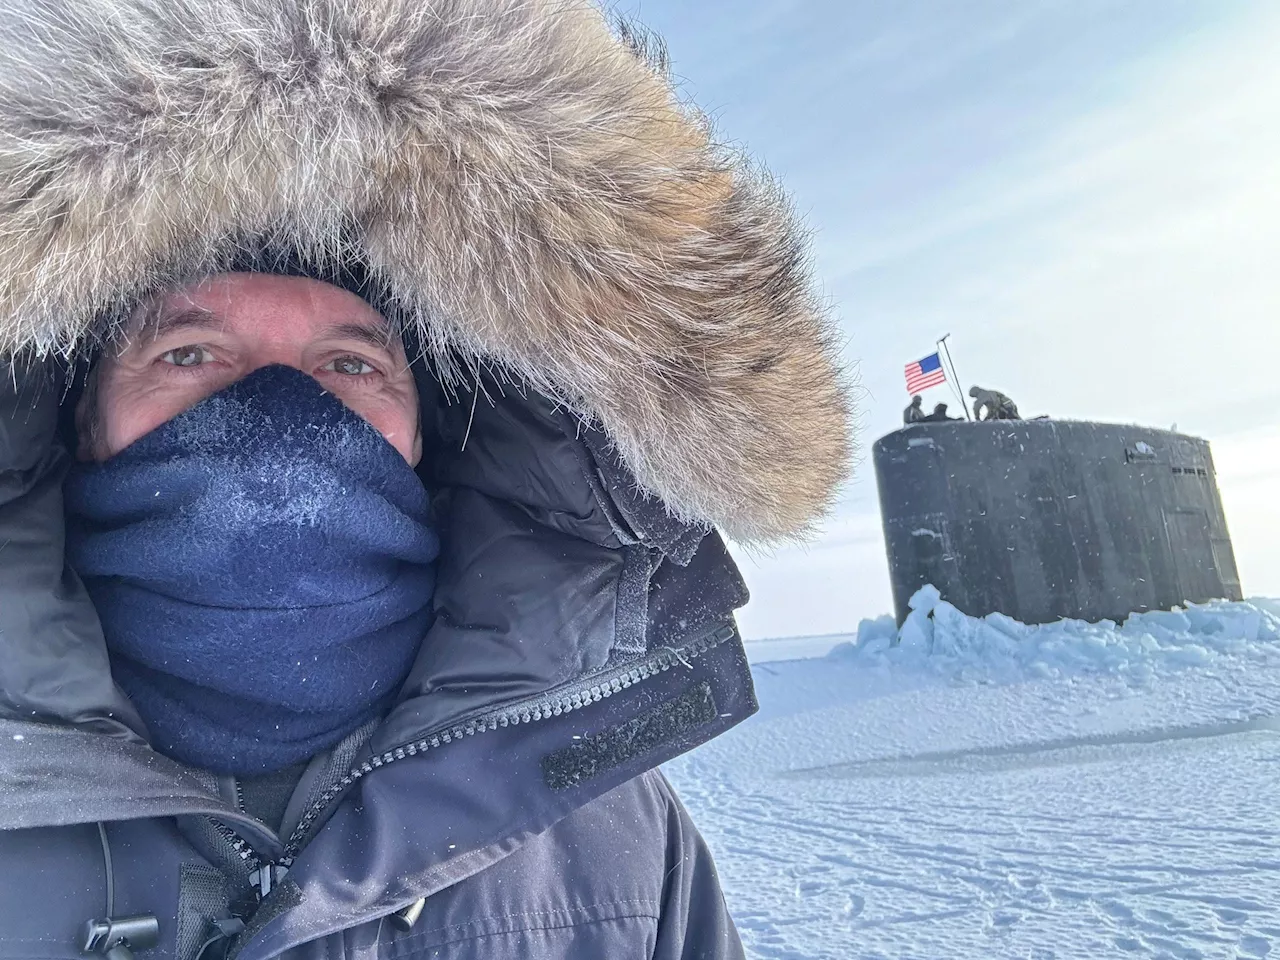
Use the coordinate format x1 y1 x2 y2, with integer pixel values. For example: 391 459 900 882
0 0 851 542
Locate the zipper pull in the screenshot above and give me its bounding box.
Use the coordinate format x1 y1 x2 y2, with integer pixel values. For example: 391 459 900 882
389 897 426 931
248 863 289 900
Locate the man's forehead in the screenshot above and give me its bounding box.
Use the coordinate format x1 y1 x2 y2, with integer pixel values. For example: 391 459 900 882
124 274 395 346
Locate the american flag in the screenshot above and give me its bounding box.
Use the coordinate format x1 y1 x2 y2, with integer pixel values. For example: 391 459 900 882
904 353 947 394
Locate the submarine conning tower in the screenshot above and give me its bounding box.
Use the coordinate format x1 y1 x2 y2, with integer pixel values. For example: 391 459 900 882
873 420 1242 625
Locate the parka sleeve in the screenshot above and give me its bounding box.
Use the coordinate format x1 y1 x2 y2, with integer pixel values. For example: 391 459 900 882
0 356 143 738
651 775 746 960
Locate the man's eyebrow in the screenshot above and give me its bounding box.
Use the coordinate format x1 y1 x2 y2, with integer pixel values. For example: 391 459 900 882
322 320 398 352
134 305 224 343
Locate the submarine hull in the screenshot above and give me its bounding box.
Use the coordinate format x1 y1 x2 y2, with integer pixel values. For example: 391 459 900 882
873 420 1242 625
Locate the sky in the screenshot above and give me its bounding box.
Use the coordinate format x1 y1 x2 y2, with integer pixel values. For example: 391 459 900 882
617 0 1280 640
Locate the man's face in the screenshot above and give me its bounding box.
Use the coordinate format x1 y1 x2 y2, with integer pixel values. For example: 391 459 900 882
81 273 422 465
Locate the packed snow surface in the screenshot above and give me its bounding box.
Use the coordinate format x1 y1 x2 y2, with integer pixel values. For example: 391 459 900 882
665 588 1280 959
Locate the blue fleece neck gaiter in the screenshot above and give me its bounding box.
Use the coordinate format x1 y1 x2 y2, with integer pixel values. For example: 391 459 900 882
65 365 439 775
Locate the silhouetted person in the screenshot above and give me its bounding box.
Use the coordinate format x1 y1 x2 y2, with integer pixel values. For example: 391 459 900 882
970 385 1020 421
924 402 962 422
903 395 925 424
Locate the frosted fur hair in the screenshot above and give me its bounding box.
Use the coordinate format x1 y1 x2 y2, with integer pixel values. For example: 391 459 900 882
0 0 852 543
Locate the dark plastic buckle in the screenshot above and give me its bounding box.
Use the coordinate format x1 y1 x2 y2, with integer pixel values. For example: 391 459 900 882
79 915 160 960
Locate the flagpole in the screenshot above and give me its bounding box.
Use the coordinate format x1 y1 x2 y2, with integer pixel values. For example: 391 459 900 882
937 334 971 421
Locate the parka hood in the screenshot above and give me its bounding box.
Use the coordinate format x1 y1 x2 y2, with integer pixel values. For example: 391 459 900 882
0 0 851 543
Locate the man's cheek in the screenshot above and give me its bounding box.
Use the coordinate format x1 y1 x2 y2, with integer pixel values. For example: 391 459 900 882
352 397 419 464
101 380 191 457
103 396 161 457
369 412 416 463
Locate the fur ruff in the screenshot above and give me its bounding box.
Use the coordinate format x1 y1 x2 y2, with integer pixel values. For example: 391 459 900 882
0 0 852 542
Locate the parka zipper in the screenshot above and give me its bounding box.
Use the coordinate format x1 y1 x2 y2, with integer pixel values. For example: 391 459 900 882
211 623 734 900
209 769 286 898
208 817 280 897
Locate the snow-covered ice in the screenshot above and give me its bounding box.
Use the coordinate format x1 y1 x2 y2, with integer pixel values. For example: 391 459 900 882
666 589 1280 959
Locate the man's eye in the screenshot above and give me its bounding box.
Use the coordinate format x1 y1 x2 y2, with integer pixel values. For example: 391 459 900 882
324 356 377 376
161 345 214 367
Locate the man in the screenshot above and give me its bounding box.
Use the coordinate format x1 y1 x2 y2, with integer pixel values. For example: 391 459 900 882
0 2 850 959
903 395 926 425
970 385 1021 421
923 402 963 422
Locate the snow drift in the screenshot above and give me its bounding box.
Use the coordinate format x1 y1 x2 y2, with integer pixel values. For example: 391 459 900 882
838 585 1280 685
